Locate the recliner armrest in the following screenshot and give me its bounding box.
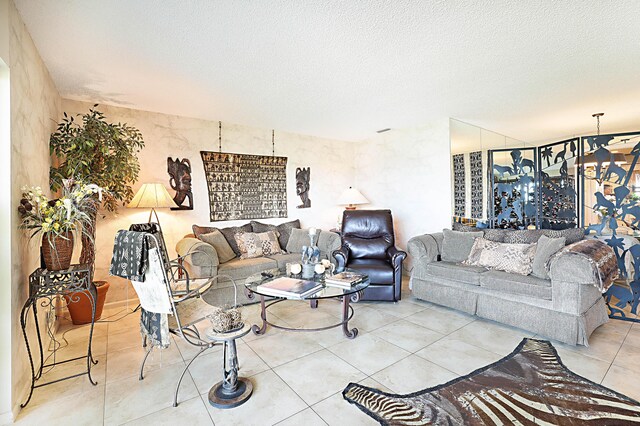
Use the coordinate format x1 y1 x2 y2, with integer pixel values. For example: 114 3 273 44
332 246 350 272
387 246 407 267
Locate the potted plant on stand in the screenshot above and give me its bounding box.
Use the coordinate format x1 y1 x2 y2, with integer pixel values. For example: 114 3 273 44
18 181 102 271
49 105 145 324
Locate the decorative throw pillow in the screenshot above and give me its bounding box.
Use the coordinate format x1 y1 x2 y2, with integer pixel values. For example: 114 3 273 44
286 228 313 253
192 224 216 239
503 230 544 244
543 228 584 245
234 232 249 256
441 229 484 263
532 235 565 279
197 230 236 264
251 219 301 250
193 223 252 256
478 241 537 275
237 231 283 259
482 228 508 242
463 237 491 266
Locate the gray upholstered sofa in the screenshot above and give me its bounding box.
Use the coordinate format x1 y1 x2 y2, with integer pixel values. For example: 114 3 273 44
408 228 610 346
176 228 341 306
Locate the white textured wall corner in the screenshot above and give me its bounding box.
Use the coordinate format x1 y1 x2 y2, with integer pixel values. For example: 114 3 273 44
354 119 452 270
61 99 356 303
8 0 61 418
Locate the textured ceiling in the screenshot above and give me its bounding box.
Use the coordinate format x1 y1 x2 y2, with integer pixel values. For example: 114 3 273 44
14 0 640 142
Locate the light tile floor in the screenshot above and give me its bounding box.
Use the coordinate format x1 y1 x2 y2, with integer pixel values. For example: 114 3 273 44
13 280 640 425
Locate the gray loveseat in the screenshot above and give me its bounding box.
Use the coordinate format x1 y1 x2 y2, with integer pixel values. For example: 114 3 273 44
408 228 610 346
176 229 341 306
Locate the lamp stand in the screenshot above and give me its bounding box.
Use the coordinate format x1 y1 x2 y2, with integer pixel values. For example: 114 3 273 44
148 207 163 230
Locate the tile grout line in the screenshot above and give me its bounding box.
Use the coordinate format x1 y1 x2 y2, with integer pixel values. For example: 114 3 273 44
599 320 634 384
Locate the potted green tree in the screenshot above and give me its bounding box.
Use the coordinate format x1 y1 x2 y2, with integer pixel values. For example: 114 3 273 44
50 105 145 324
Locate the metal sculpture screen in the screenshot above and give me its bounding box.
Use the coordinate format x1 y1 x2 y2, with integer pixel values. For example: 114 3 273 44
538 138 579 229
489 148 537 229
200 151 287 221
582 132 640 320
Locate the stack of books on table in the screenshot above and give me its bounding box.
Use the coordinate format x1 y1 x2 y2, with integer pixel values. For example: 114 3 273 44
324 271 367 289
257 277 323 299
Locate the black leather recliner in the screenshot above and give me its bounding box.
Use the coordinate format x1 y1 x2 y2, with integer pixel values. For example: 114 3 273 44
333 209 406 302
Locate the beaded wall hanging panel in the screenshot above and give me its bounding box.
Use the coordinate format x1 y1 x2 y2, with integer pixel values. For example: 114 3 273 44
469 151 483 219
200 151 288 221
453 154 466 217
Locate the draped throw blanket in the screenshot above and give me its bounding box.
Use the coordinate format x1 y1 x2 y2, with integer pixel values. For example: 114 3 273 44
343 339 640 425
133 247 172 349
110 230 171 348
109 230 149 281
552 239 619 292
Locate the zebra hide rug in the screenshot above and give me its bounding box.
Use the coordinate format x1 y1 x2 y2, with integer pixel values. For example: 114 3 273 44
343 338 640 425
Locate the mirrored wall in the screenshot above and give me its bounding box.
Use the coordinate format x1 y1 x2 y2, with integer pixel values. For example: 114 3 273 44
450 119 532 228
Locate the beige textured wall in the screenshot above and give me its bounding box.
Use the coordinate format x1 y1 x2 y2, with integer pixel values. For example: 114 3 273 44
354 119 452 271
8 0 61 418
61 100 356 303
0 0 11 419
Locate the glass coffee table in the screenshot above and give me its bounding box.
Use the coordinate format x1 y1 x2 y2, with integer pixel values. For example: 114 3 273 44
244 268 369 339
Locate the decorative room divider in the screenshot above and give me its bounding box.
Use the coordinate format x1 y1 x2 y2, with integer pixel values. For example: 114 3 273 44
486 131 640 321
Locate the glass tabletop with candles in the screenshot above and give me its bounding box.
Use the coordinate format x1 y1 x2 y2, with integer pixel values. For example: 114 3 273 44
244 267 369 339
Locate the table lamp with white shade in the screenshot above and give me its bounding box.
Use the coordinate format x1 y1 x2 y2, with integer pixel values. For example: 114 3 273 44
337 187 369 210
127 183 178 228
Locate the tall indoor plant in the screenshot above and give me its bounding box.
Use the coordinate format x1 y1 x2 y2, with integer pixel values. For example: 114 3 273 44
50 105 145 274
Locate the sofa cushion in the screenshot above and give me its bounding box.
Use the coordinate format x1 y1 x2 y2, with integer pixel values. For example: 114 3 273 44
441 229 484 262
251 219 301 250
347 259 394 284
286 228 313 253
424 261 488 286
532 235 565 279
197 230 236 264
479 270 552 300
193 223 252 256
217 256 278 281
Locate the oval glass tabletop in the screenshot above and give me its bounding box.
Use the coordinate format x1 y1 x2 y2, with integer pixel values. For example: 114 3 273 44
244 267 369 300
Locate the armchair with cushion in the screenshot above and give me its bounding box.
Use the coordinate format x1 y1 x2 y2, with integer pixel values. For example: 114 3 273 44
333 209 407 301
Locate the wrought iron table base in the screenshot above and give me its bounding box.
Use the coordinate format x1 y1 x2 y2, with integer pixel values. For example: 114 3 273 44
248 291 361 339
208 338 253 408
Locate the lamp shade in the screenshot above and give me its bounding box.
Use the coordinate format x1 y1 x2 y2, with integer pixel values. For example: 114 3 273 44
337 187 369 206
127 183 178 209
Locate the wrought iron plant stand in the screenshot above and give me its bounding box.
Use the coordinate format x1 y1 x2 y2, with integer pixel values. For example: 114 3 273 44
20 264 97 407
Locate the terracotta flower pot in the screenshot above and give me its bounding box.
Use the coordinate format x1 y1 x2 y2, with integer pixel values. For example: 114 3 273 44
65 281 110 325
41 231 74 271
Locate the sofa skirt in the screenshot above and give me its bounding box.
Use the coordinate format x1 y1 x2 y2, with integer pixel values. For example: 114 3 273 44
411 277 609 346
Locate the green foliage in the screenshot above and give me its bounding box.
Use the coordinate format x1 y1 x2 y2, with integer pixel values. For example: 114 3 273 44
49 105 145 212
